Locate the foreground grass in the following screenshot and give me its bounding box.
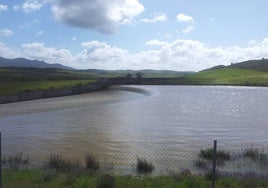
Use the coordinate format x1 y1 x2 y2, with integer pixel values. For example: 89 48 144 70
0 80 96 96
3 169 268 188
186 68 268 86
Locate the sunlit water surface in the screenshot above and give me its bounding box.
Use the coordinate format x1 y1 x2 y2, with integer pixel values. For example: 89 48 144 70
0 86 267 173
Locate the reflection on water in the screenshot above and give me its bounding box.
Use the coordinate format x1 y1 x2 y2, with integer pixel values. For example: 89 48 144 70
0 85 268 172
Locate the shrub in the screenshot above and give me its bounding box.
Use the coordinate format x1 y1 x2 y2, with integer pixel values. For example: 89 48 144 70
199 148 230 161
85 154 99 170
96 174 115 188
136 158 154 174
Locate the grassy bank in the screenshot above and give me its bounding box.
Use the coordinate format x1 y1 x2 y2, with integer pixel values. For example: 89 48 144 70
185 68 268 86
3 169 268 188
0 80 96 96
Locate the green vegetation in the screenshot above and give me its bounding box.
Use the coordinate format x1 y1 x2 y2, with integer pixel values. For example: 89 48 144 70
2 150 268 188
0 67 98 82
85 154 100 170
199 148 230 161
136 158 155 174
1 58 268 98
0 80 96 96
3 169 268 188
185 68 268 86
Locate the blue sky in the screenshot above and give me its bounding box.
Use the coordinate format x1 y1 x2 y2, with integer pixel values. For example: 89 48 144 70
0 0 268 71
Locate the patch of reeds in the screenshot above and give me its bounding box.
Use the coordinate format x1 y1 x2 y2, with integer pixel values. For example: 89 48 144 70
199 148 230 161
85 154 99 170
136 158 154 174
243 148 268 167
2 153 29 169
47 154 80 171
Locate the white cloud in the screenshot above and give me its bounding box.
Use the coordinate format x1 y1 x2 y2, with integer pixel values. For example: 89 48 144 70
141 12 167 23
1 38 268 71
0 42 21 58
52 0 144 34
182 25 194 34
0 29 14 37
14 0 43 13
0 4 8 11
177 13 194 23
21 43 75 67
77 41 129 69
145 39 168 46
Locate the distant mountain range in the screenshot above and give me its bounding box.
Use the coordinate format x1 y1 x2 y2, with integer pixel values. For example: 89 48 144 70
1 56 268 73
0 57 73 70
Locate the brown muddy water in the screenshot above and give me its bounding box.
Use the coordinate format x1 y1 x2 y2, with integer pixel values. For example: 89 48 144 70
0 85 267 174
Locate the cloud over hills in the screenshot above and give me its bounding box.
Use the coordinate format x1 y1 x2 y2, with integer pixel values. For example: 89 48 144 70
1 38 268 71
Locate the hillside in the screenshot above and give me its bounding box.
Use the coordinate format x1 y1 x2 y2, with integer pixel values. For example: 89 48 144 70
208 58 268 72
0 67 97 82
0 57 73 70
185 68 268 86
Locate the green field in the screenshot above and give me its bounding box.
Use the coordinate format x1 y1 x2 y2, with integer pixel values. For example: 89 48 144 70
185 68 268 86
0 80 96 96
3 169 268 188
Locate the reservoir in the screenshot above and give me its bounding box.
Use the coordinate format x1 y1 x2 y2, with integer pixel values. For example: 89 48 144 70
0 86 267 172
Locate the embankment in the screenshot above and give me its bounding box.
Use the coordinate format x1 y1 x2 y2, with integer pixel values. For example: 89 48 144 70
0 78 142 104
0 79 111 104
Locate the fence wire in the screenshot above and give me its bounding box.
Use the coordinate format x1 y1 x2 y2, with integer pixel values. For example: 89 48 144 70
1 138 268 177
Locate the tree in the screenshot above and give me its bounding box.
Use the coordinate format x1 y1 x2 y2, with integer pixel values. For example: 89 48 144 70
125 73 132 79
136 72 143 80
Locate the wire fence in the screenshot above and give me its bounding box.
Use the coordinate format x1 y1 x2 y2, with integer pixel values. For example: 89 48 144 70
1 135 268 179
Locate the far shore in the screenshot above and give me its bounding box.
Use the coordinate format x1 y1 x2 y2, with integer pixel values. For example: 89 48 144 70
0 77 267 105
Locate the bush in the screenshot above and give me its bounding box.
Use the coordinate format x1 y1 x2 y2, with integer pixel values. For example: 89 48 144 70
199 148 230 161
136 158 154 174
85 154 99 170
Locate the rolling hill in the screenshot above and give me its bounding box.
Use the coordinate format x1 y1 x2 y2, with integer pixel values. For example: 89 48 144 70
206 58 268 72
185 59 268 86
0 57 73 70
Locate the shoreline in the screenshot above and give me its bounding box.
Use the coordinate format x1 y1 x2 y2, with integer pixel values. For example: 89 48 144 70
0 77 267 104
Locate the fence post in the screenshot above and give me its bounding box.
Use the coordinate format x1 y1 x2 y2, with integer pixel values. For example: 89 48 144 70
211 139 217 188
0 132 2 188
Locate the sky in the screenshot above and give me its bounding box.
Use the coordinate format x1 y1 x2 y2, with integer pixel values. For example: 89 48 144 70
0 0 268 71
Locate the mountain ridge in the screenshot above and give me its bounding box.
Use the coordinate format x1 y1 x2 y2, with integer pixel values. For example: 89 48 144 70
0 57 73 70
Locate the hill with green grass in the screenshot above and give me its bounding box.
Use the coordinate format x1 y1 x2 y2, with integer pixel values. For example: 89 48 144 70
206 58 268 72
184 58 268 86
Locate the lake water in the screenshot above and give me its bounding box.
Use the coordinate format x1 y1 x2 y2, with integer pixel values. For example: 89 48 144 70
0 85 268 173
